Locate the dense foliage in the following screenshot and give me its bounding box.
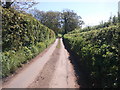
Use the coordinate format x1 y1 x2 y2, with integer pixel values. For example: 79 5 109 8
30 9 84 34
64 25 119 88
1 7 55 78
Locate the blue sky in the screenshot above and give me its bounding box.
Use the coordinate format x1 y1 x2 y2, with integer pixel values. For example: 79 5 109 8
32 0 119 27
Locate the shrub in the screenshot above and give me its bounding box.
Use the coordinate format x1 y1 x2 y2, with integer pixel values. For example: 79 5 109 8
64 25 119 88
2 7 56 78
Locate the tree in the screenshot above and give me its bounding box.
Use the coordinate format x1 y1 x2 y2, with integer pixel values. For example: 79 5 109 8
112 15 118 25
1 0 14 8
62 9 84 34
42 11 62 34
118 12 120 23
30 9 84 34
30 9 45 21
31 9 62 35
1 0 38 10
12 2 38 11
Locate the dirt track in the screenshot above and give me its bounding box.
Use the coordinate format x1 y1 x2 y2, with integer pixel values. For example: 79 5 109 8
2 38 79 88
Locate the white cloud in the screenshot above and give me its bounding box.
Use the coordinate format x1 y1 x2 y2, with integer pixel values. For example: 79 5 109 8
82 14 109 27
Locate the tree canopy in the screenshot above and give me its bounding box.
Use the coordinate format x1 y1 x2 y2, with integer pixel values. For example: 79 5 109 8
30 9 84 34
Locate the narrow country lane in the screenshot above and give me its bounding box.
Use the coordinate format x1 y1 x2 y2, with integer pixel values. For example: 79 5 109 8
2 38 79 88
49 38 78 88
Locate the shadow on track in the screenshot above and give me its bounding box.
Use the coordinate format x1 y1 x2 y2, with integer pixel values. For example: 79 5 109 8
63 39 92 88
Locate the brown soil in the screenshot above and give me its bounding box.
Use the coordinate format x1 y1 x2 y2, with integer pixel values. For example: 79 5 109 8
28 40 60 88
